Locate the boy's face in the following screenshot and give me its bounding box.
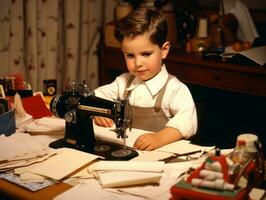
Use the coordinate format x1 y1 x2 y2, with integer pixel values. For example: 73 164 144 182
121 33 170 81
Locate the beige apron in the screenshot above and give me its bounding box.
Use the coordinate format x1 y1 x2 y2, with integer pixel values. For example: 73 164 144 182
123 75 173 132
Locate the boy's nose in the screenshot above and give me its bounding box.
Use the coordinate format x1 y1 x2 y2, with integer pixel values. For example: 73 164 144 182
135 57 142 68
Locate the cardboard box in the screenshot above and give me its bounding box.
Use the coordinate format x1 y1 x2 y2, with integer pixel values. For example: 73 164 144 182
0 110 16 136
104 22 120 48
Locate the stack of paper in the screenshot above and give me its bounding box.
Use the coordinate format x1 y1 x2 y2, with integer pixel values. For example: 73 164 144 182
87 160 164 172
97 171 162 188
28 148 100 180
0 133 56 173
87 160 164 188
0 133 59 190
23 117 65 135
0 133 102 192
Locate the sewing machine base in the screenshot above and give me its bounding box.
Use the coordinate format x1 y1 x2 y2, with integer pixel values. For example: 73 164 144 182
49 139 138 161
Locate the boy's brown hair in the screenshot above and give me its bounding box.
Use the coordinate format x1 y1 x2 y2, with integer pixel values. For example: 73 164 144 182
114 8 168 47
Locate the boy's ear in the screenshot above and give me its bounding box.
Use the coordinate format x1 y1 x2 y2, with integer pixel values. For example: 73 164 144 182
161 41 170 59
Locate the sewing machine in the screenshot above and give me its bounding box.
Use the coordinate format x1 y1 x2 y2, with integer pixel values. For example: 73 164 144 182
49 81 138 160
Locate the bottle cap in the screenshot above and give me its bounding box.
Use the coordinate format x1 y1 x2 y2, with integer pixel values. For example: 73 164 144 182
237 139 246 146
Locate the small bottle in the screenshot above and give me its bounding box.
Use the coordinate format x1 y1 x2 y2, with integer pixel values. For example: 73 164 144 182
230 140 250 165
228 140 250 185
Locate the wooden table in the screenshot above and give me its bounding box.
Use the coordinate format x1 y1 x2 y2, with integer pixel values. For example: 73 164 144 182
0 179 72 200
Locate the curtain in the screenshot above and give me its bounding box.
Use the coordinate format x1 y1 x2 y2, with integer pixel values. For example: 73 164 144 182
0 0 107 92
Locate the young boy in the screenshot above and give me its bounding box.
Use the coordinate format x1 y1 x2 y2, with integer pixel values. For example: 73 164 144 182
94 8 197 151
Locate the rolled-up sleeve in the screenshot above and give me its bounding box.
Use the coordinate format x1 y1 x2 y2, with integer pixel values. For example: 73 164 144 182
94 73 130 101
165 81 197 139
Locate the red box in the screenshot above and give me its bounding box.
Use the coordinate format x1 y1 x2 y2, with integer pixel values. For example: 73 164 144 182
170 179 249 200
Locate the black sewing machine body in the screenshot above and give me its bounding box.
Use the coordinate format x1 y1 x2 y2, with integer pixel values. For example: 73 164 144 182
49 81 138 160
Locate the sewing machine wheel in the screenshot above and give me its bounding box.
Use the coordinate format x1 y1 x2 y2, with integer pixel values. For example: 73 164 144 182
111 149 134 158
94 145 110 152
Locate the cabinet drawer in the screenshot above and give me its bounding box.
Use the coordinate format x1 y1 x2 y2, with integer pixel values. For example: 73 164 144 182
167 62 266 95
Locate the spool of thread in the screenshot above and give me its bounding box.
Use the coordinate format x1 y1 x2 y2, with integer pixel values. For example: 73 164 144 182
198 18 208 38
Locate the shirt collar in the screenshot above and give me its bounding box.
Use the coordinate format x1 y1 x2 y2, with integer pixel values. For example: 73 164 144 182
126 64 168 97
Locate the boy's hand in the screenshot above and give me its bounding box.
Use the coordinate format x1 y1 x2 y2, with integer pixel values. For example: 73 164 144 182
133 127 183 151
133 133 162 151
94 116 114 127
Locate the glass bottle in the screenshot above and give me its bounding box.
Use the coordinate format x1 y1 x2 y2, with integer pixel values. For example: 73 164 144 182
236 134 265 187
228 140 250 185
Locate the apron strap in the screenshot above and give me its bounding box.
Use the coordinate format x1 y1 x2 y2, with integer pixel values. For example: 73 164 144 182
123 75 135 99
123 74 173 113
154 75 173 112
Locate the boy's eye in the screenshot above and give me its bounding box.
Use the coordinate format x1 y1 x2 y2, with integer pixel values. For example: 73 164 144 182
125 54 134 59
142 52 152 57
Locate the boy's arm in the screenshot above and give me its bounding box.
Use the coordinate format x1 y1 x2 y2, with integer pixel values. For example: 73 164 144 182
94 116 114 127
133 127 183 151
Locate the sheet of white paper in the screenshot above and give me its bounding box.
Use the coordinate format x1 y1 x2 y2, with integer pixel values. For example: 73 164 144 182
238 46 266 66
156 139 215 155
94 124 144 147
117 176 177 199
24 117 65 134
70 167 94 179
54 179 117 200
224 46 266 66
87 161 164 172
98 171 161 188
131 150 173 161
29 148 100 180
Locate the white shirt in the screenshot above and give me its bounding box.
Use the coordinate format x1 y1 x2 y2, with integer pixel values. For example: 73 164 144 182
94 65 197 139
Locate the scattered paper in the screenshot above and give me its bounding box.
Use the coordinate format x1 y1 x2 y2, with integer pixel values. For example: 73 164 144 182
23 117 65 135
97 171 161 188
131 150 173 161
224 46 266 66
94 124 143 147
238 46 266 66
19 172 45 183
54 179 117 200
29 148 100 180
87 161 164 173
0 133 50 163
0 172 55 191
156 140 215 155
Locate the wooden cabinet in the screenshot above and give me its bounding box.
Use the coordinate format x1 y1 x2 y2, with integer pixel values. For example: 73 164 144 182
99 45 266 154
166 51 266 96
99 45 266 96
